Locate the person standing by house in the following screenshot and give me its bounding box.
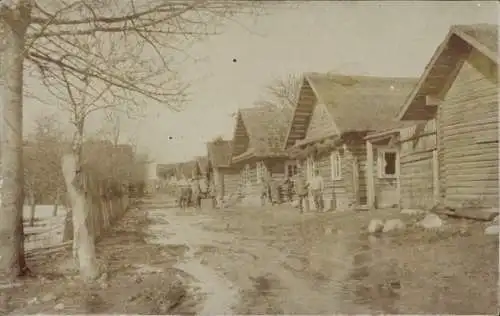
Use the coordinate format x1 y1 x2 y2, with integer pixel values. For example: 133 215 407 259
309 169 325 212
269 177 280 205
191 177 201 209
294 171 309 213
260 176 270 206
282 175 293 203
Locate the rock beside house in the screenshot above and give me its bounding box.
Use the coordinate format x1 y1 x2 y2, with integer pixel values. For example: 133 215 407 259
417 213 443 230
368 219 384 234
484 225 499 235
400 208 425 216
382 219 406 233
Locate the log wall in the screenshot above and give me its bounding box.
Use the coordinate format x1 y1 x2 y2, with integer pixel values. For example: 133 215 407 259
439 49 499 208
399 119 437 210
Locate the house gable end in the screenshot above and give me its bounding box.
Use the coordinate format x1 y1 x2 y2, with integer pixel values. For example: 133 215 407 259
304 103 337 142
283 77 318 149
231 112 251 158
398 24 498 121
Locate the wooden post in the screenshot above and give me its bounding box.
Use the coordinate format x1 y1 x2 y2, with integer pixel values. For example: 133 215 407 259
396 148 401 209
432 149 439 205
366 140 375 209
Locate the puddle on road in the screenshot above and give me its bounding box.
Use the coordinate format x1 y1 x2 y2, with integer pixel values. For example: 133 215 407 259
144 209 240 315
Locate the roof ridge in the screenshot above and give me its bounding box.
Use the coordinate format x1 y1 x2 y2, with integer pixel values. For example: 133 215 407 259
305 72 418 81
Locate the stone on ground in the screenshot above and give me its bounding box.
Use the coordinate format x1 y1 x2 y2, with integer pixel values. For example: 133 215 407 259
418 213 443 229
382 219 406 233
400 208 425 216
492 215 499 225
368 219 384 234
484 225 500 235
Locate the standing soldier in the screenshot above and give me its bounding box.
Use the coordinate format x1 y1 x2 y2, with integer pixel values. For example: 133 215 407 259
191 177 201 209
282 175 293 203
260 176 270 206
309 169 325 212
294 169 309 213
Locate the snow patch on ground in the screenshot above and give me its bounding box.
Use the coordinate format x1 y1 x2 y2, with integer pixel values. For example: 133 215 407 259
22 205 68 251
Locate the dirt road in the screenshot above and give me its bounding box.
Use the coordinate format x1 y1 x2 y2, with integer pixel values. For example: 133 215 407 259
146 203 394 314
145 195 498 315
4 194 497 314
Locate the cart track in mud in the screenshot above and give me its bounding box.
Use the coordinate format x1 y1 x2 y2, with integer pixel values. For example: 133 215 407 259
144 206 374 314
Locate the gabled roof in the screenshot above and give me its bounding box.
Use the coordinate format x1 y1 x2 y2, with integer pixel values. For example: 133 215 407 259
207 139 232 167
285 72 418 147
397 24 498 121
231 105 293 163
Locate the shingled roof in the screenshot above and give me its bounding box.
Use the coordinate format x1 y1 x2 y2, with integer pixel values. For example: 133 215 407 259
306 73 418 132
398 23 498 121
232 105 293 163
207 139 232 168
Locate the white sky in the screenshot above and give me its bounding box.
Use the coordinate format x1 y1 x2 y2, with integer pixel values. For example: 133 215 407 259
21 1 498 164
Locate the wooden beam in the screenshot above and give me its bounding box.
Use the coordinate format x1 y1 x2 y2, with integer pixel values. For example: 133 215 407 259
396 148 401 208
432 149 440 206
425 95 442 106
366 139 375 209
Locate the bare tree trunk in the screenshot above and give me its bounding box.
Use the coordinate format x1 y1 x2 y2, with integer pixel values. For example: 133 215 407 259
0 9 29 280
61 153 99 282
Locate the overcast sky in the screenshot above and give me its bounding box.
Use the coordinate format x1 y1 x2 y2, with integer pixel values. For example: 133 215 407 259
22 1 498 164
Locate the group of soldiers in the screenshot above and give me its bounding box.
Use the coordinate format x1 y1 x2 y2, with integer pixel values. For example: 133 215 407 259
175 166 326 213
176 175 218 209
260 167 325 213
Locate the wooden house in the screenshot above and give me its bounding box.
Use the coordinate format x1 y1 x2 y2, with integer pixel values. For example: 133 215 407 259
230 105 295 202
365 120 437 210
395 24 498 209
285 73 418 210
206 139 240 198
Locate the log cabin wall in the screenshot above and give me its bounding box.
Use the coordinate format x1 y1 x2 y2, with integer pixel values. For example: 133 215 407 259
237 158 288 200
399 119 437 210
310 153 339 210
223 168 241 198
215 167 241 198
439 48 498 208
307 149 358 211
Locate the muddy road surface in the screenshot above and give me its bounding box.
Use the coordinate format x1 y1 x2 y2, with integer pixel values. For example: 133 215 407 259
145 203 383 314
144 195 498 315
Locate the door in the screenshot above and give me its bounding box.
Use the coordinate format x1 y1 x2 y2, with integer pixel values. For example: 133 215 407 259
377 148 400 208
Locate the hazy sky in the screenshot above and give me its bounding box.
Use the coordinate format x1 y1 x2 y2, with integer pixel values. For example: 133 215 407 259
22 1 498 164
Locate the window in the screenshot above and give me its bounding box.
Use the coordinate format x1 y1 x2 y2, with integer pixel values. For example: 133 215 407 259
256 161 267 183
242 164 251 184
330 151 342 180
378 149 398 178
285 161 298 178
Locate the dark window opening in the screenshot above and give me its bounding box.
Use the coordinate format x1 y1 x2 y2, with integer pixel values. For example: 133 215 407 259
384 152 396 175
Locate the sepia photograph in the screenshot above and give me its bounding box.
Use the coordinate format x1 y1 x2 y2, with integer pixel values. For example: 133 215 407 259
0 0 498 314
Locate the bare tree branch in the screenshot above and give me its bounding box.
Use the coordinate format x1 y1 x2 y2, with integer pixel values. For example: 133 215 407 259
258 73 302 110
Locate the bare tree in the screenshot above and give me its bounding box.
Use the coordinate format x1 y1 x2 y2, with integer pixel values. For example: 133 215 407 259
0 0 267 280
258 74 302 110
